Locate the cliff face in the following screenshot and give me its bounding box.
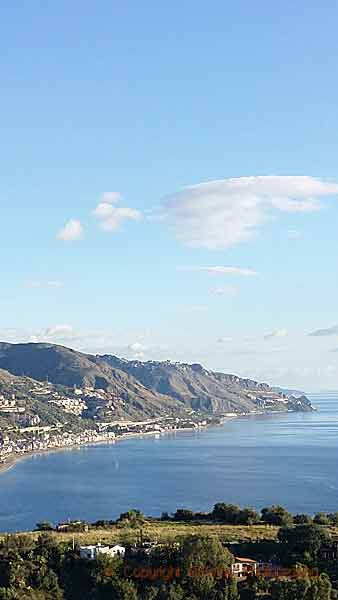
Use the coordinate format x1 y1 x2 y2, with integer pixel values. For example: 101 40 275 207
0 342 313 419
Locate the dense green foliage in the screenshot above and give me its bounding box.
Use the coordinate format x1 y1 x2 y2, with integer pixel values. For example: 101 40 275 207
162 504 338 528
0 520 337 600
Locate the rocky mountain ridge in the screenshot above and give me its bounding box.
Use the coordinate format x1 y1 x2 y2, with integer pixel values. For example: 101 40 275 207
0 342 313 421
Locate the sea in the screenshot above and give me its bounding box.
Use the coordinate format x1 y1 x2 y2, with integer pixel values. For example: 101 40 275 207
0 394 337 532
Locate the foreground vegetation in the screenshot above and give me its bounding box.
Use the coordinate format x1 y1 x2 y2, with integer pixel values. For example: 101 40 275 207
0 524 336 599
0 504 338 599
0 522 280 547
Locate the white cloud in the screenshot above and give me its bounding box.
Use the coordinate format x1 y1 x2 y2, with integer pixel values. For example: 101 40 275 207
0 326 160 359
57 219 83 241
128 342 147 352
308 324 338 337
161 176 338 249
127 342 148 360
93 192 141 232
264 329 288 340
43 325 74 338
179 266 257 277
217 337 233 343
28 325 75 343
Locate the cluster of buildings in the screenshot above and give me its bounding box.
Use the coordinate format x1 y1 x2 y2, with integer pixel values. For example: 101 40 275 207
0 427 116 462
55 386 124 419
47 395 87 416
0 393 25 414
0 413 214 465
245 389 288 409
29 382 88 416
0 374 221 466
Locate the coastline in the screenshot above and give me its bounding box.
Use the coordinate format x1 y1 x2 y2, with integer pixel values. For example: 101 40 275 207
0 407 306 476
0 401 331 532
0 423 223 476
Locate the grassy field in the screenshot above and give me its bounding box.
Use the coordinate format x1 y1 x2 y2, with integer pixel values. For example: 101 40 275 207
2 521 337 547
0 522 280 546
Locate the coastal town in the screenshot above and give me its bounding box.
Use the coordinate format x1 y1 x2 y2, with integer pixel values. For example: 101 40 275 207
0 378 224 467
0 415 218 467
0 353 313 470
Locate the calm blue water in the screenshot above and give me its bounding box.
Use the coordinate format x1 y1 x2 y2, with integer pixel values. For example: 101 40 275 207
0 395 337 532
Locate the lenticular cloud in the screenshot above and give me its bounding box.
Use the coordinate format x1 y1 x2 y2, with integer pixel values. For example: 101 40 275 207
161 176 338 249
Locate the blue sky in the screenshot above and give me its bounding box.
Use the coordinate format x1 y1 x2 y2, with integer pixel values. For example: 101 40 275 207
1 1 338 390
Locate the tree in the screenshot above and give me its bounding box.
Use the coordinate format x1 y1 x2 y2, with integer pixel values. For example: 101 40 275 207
160 584 185 600
29 564 63 600
173 509 195 522
327 512 338 526
277 524 330 564
270 573 331 600
309 574 332 600
116 510 145 528
261 505 293 527
313 513 330 526
36 522 54 532
161 512 171 521
271 577 312 599
0 589 56 599
212 504 241 524
0 535 35 558
236 508 259 525
294 514 313 525
61 554 98 600
34 534 63 574
142 586 159 600
180 534 233 574
108 577 138 600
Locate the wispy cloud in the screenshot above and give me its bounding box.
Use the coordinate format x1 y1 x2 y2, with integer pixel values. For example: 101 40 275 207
43 325 74 337
29 325 75 343
264 329 288 340
179 266 257 277
57 219 83 241
127 342 148 360
161 176 338 249
93 191 141 231
308 324 338 337
0 326 165 361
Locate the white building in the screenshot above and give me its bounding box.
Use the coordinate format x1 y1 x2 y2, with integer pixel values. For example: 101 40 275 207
231 557 258 578
79 543 125 560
